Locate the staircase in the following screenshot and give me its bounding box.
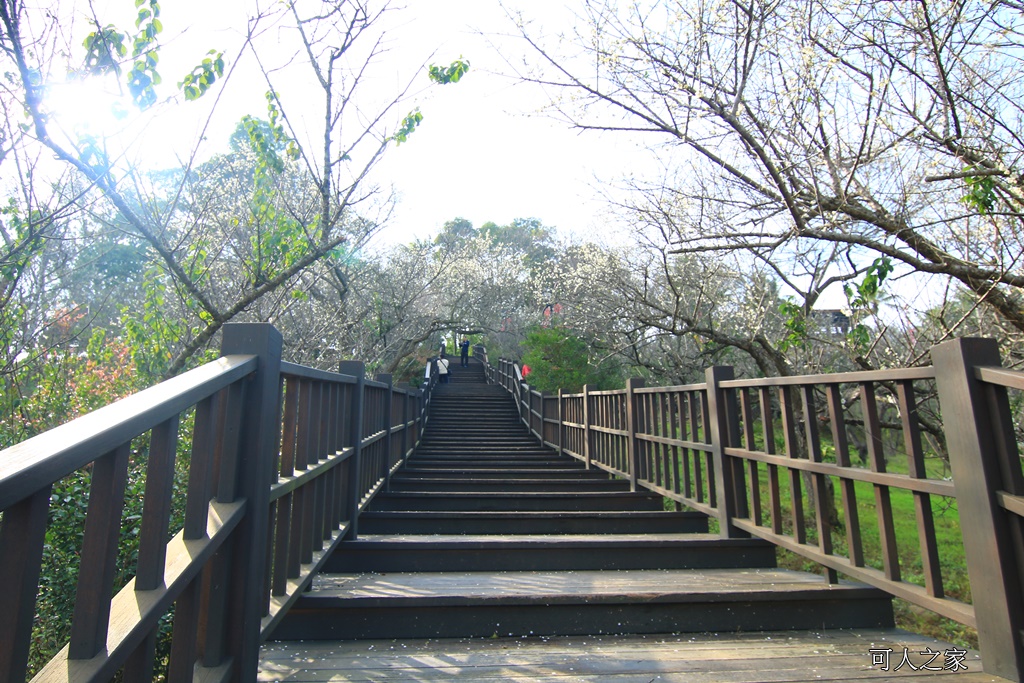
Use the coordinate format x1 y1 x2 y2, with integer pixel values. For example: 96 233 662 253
270 359 893 645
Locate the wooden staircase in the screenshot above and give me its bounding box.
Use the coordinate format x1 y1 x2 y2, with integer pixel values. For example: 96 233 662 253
269 361 894 644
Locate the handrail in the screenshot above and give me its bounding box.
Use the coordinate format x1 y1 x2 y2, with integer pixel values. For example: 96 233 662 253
0 323 431 683
0 355 258 510
481 340 1024 682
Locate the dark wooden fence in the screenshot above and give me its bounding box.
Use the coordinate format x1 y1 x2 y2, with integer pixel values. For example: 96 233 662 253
0 323 433 683
485 338 1024 682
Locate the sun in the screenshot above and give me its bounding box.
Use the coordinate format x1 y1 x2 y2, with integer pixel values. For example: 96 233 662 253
43 76 133 142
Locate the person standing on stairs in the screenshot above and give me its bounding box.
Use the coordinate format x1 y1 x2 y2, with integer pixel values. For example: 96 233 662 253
460 337 470 367
437 355 450 383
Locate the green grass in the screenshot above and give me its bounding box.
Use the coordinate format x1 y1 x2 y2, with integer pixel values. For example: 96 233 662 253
745 456 977 649
656 446 977 649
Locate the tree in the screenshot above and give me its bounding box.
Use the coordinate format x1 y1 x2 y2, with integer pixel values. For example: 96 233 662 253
0 0 461 378
521 326 621 392
508 0 1024 345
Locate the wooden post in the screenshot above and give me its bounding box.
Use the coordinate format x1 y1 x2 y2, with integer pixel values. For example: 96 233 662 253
539 391 549 443
0 487 51 682
340 361 365 540
706 366 748 539
396 382 411 466
583 384 592 470
220 322 282 683
932 338 1024 682
625 378 645 492
557 389 564 457
375 373 394 491
519 380 528 429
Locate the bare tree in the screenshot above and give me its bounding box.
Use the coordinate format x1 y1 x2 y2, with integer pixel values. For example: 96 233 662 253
507 0 1024 336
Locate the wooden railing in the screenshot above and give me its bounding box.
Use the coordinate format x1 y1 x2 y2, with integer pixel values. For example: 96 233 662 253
486 338 1024 682
0 323 431 683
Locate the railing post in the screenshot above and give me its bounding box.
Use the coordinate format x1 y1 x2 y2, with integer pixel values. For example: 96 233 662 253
706 365 748 539
375 373 394 492
557 389 564 457
220 322 282 683
625 377 645 492
396 382 411 467
535 391 544 441
583 384 592 470
340 360 365 540
519 380 528 428
932 338 1024 682
0 488 51 682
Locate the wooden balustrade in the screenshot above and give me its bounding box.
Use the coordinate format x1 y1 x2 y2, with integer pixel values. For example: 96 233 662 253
487 338 1024 682
0 323 429 683
4 334 1021 681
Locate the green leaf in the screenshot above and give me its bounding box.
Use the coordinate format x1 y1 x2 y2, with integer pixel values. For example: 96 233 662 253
428 57 471 85
392 108 423 145
962 168 996 214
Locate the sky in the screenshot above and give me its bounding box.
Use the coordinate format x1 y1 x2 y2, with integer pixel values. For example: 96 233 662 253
41 0 931 313
46 0 653 247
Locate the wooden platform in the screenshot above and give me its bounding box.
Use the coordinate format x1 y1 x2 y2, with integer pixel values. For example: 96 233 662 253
259 629 996 682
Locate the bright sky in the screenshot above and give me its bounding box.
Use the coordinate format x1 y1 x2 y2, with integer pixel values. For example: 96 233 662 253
46 0 653 246
42 0 926 313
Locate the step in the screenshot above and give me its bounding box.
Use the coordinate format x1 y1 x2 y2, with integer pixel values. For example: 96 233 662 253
260 629 987 682
269 568 894 641
419 422 526 430
324 533 776 572
415 438 537 446
387 477 632 493
406 459 571 470
407 453 571 462
409 450 569 462
368 491 667 512
396 467 611 479
357 510 708 535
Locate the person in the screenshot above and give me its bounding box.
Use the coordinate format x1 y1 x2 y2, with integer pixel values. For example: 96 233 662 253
437 356 450 383
460 338 470 367
439 339 446 358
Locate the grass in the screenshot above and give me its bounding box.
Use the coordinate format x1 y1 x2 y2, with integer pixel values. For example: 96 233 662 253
769 487 976 648
748 457 977 649
657 439 978 649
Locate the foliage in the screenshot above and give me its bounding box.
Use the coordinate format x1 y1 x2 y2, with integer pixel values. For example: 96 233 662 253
520 326 621 393
428 57 470 85
82 25 127 76
179 49 225 101
778 299 807 352
844 257 894 313
126 0 163 108
962 170 997 215
81 0 165 108
393 108 423 145
844 257 893 354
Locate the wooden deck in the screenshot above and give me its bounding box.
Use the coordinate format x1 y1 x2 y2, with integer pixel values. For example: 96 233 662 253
259 629 994 682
